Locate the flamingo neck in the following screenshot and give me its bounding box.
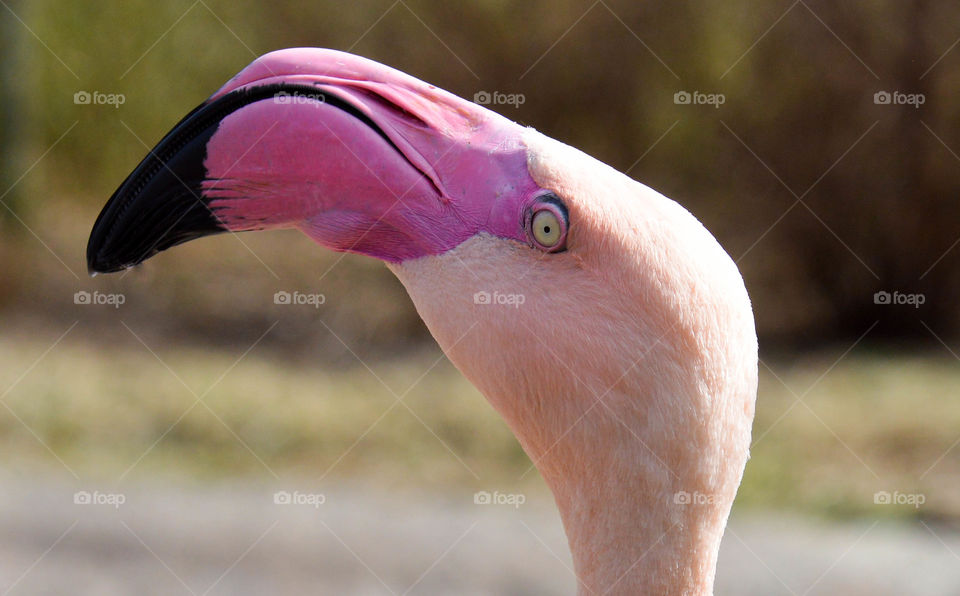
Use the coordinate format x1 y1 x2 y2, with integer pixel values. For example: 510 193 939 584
387 228 756 596
521 395 730 596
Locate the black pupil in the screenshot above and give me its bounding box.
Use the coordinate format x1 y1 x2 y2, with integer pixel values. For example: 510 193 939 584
543 225 551 233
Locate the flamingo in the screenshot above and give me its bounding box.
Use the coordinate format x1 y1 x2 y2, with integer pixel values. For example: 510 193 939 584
87 48 757 595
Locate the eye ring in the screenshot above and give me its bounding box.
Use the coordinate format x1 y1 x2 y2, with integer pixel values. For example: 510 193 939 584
525 195 568 252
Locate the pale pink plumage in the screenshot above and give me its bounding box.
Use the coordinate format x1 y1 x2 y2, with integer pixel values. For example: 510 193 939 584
393 128 757 595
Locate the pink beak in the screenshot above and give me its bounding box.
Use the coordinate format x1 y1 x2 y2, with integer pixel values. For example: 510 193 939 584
88 48 548 272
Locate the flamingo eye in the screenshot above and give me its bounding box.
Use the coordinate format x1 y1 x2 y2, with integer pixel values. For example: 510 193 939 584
532 210 561 246
527 196 568 252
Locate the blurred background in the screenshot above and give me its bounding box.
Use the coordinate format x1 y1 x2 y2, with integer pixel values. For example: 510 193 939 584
2 0 959 593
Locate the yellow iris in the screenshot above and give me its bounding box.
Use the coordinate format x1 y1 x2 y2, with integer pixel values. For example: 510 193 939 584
532 209 562 247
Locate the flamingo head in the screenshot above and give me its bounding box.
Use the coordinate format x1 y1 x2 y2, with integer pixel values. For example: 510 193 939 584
87 48 547 270
87 48 757 595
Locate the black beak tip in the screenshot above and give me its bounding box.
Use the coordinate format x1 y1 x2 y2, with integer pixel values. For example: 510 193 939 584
85 202 141 275
86 258 103 277
85 250 126 276
86 228 116 275
85 96 233 276
86 84 327 275
85 190 227 276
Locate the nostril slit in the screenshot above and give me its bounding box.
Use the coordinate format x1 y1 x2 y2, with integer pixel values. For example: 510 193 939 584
351 88 429 129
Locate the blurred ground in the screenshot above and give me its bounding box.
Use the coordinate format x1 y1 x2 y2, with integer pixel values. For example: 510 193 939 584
2 327 958 520
2 474 959 595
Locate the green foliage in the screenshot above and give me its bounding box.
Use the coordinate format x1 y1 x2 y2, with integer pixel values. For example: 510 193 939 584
3 0 959 343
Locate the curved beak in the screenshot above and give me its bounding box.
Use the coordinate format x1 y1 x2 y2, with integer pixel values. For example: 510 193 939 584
87 48 542 274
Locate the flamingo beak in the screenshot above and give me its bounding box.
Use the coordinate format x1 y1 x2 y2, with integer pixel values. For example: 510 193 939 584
87 48 543 274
